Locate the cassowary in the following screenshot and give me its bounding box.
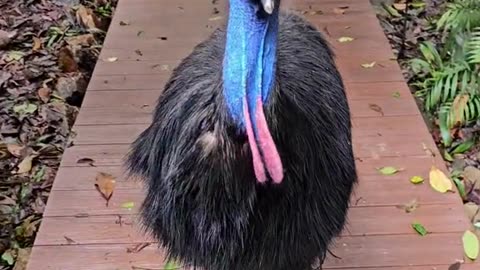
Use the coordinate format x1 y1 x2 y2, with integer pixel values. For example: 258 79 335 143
126 0 357 269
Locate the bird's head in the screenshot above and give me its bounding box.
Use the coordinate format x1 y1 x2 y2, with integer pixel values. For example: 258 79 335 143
223 0 283 184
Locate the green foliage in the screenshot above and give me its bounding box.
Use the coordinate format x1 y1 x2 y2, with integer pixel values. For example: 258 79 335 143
410 0 480 147
437 0 480 33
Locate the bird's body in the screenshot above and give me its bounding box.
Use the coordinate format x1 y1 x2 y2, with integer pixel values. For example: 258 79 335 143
127 5 356 270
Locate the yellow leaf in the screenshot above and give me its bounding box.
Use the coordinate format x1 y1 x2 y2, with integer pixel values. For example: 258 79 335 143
94 172 116 203
105 57 118 62
463 230 479 260
121 201 135 210
429 165 452 193
15 155 35 174
209 16 223 21
410 176 424 184
338 36 354 43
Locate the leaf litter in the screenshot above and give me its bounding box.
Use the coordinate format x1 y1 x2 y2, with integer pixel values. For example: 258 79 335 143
0 0 117 268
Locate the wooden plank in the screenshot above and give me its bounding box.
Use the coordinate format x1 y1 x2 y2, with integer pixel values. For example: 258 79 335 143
26 233 469 269
75 93 418 126
52 155 435 190
43 172 460 217
34 204 467 246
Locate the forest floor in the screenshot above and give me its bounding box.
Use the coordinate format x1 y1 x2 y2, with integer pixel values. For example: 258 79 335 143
372 0 480 233
0 0 117 269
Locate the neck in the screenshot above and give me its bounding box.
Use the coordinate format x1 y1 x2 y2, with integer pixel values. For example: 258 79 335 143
223 0 279 127
223 0 283 183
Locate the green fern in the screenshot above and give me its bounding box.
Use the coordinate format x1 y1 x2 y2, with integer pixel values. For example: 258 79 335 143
437 0 480 33
466 27 480 63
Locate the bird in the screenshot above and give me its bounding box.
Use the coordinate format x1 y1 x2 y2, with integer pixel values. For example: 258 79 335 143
125 0 357 269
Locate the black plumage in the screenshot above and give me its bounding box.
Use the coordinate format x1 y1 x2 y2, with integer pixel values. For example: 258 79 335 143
126 7 357 270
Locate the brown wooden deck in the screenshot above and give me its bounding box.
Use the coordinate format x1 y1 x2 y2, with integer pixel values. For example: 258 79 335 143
25 0 479 269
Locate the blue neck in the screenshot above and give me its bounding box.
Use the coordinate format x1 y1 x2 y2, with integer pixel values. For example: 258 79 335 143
223 0 279 128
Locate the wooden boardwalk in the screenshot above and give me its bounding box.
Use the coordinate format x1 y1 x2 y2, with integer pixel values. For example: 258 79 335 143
25 0 479 269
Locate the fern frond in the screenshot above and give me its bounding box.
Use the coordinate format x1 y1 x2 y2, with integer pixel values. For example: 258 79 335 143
466 27 480 63
437 0 480 33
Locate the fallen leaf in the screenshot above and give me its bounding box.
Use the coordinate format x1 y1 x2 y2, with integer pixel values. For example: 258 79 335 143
16 154 35 174
333 6 349 15
137 30 145 36
448 262 461 270
76 158 95 166
164 259 181 270
38 87 51 103
13 103 38 115
209 16 223 21
4 51 25 62
411 222 428 236
95 172 116 204
106 57 118 62
121 201 135 210
64 236 76 244
451 94 469 126
396 198 418 213
377 166 399 175
368 103 384 116
127 243 150 253
361 62 376 68
7 144 25 157
58 47 78 73
392 91 401 98
134 49 143 56
410 176 424 184
119 20 130 26
393 3 407 10
463 230 479 260
32 37 42 51
76 5 99 30
0 29 12 48
66 34 95 47
1 250 14 265
338 36 354 43
429 165 453 193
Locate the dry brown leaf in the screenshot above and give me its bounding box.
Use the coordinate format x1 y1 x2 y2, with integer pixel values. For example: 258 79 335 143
76 5 98 30
66 34 95 47
450 94 469 126
7 144 25 157
77 157 95 166
64 236 76 244
37 87 51 103
32 37 42 51
58 47 78 73
126 242 150 253
333 6 349 15
95 172 116 203
393 3 407 10
396 198 418 213
368 103 384 116
16 154 35 174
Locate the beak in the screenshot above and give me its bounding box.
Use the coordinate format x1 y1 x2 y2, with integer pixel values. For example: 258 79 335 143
261 0 274 14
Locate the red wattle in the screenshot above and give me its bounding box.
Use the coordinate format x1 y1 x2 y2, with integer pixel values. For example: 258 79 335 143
254 97 284 183
243 99 267 183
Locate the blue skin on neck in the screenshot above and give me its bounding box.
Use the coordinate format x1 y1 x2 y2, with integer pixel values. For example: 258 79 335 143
223 0 278 130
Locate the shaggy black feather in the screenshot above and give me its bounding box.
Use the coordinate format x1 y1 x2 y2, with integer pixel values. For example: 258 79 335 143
126 11 357 270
